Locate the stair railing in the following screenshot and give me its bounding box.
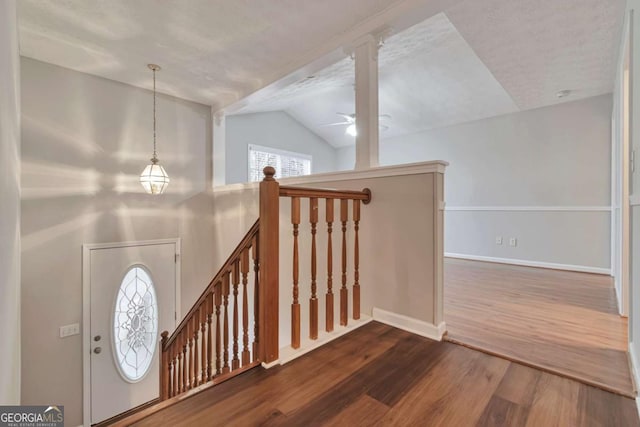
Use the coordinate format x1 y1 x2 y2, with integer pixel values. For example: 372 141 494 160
159 166 371 400
159 220 260 400
277 171 371 348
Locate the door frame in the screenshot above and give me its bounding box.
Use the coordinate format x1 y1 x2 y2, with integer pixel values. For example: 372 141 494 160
82 238 181 427
612 11 633 317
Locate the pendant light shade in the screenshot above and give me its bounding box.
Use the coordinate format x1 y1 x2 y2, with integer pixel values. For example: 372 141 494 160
140 64 170 194
140 160 170 194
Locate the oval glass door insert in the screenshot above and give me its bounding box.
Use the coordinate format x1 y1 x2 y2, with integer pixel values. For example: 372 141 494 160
113 265 159 382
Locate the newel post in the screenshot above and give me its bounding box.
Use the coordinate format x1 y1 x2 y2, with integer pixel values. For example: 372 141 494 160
259 166 279 363
160 331 169 400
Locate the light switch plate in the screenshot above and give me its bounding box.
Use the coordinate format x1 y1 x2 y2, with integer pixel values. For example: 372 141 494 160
60 323 80 338
495 237 503 245
509 238 517 247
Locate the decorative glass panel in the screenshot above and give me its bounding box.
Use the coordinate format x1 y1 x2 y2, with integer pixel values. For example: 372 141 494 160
113 266 158 382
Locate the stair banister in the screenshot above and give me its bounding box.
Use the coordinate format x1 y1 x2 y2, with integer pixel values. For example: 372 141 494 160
158 166 371 402
258 166 280 363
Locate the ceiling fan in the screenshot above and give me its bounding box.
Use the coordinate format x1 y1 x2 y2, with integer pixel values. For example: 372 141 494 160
323 112 390 136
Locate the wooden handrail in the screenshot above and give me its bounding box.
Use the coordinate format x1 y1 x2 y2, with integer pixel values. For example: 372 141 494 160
279 186 372 204
159 166 372 402
165 219 260 348
160 218 261 400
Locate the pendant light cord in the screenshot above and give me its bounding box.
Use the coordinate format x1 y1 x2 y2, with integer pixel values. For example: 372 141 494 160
152 67 158 162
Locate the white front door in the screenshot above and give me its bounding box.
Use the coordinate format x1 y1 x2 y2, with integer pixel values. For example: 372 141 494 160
87 241 178 424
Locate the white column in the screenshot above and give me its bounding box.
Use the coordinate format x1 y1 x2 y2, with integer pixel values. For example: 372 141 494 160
212 110 226 187
0 0 21 404
354 35 379 170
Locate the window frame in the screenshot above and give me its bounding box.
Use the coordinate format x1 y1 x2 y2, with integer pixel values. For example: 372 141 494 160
247 143 312 182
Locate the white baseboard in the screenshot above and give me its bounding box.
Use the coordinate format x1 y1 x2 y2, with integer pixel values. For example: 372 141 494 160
277 315 374 366
261 360 281 369
614 278 625 317
372 307 446 341
445 252 611 275
628 343 640 417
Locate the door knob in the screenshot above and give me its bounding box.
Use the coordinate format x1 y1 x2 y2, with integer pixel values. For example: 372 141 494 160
94 347 102 354
94 335 101 342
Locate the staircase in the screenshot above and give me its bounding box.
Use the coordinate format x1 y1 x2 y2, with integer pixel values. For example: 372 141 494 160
158 166 372 402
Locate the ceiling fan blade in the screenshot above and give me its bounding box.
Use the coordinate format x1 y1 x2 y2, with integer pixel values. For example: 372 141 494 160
336 112 355 122
321 121 351 127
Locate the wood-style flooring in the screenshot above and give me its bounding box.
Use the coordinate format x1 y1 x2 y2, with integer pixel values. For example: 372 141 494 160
127 322 639 427
444 258 634 397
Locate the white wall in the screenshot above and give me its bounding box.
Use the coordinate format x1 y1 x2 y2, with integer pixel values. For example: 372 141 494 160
226 111 338 184
340 95 613 271
625 0 640 401
20 58 214 425
209 166 445 352
0 0 21 405
337 145 356 171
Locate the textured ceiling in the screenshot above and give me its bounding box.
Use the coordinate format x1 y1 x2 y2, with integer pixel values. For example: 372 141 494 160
18 0 625 147
17 0 401 107
446 0 625 110
236 57 354 114
233 0 625 147
377 13 519 140
239 13 520 147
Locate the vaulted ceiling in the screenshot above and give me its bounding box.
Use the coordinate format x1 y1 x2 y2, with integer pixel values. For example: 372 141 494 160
18 0 625 147
233 0 625 147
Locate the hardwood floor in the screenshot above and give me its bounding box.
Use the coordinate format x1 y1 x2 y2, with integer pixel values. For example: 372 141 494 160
444 258 634 397
127 322 639 427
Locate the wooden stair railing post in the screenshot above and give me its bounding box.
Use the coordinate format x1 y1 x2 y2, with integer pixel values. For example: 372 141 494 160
160 331 169 400
309 197 319 340
206 292 213 381
232 260 240 370
192 312 199 387
340 199 349 326
259 166 279 363
222 272 231 374
326 198 334 332
252 236 259 361
353 199 361 320
215 284 222 375
181 333 187 393
171 346 177 397
187 320 193 390
201 301 207 383
241 248 251 365
291 196 301 349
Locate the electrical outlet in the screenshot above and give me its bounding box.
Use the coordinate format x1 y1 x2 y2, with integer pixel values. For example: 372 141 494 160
59 323 80 338
495 237 503 245
509 237 517 247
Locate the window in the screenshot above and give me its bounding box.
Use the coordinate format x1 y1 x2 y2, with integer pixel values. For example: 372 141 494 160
248 144 312 182
113 266 158 382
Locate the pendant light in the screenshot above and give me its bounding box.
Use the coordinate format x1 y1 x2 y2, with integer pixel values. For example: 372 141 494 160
140 64 170 195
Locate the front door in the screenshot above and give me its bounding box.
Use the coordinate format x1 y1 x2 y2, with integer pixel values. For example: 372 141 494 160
88 241 178 424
